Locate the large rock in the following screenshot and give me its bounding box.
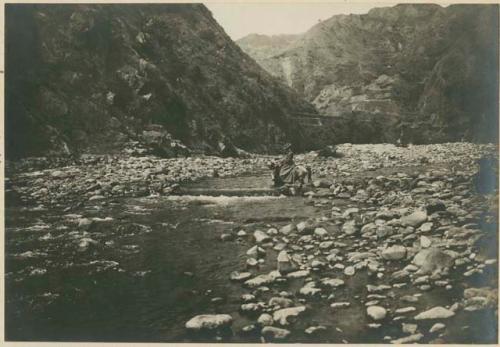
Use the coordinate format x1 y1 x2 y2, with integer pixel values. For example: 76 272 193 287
321 278 345 288
277 250 296 274
401 209 428 227
391 333 424 344
412 248 454 274
273 306 306 325
229 271 252 282
367 306 387 320
342 220 359 235
244 271 281 288
269 297 294 308
185 314 233 330
381 245 407 260
254 229 271 243
463 287 498 311
261 326 291 340
414 306 455 320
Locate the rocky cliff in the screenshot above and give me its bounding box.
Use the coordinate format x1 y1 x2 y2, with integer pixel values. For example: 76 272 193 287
237 4 499 144
5 4 318 158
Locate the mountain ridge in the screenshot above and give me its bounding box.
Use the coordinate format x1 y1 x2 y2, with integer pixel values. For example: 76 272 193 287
237 4 499 144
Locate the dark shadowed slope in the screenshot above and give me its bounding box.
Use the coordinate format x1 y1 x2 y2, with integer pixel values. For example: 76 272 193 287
5 4 318 158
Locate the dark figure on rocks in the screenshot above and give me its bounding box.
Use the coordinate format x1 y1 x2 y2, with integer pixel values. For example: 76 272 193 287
277 143 295 184
269 144 312 192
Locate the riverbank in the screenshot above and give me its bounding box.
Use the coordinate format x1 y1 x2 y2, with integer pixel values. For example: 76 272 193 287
5 142 499 343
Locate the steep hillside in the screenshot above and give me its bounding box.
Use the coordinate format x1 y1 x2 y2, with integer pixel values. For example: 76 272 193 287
5 4 318 158
237 4 499 144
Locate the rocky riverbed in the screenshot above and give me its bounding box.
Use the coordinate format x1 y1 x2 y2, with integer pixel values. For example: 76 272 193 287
5 143 499 342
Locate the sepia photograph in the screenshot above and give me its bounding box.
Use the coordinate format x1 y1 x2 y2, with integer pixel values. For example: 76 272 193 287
3 0 499 344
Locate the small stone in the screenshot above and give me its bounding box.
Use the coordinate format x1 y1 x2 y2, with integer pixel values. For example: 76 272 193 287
402 323 418 334
279 224 295 235
429 323 446 333
273 306 306 325
247 245 266 258
420 236 432 248
299 282 322 296
287 270 310 278
396 307 416 314
241 294 255 302
367 306 387 320
305 325 327 335
321 278 345 288
269 297 293 308
344 266 355 276
277 250 296 274
240 302 264 313
381 245 407 260
314 227 329 238
391 333 423 344
230 271 252 282
246 258 258 267
244 271 280 288
414 306 455 320
342 220 359 235
420 222 433 233
330 302 351 309
401 209 427 227
254 230 270 243
257 313 274 326
261 326 290 340
267 228 278 235
220 233 234 241
185 314 232 330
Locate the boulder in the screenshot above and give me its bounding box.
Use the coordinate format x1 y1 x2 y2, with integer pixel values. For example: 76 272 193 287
254 230 271 243
261 326 291 340
463 287 498 310
429 323 446 333
321 278 345 288
244 271 280 288
314 227 329 238
247 245 266 258
229 271 252 282
414 306 455 320
412 248 454 274
342 220 359 235
401 209 428 227
277 250 296 274
286 270 310 278
269 297 294 308
299 282 322 297
257 313 274 326
185 314 233 330
279 224 296 235
381 245 407 260
367 306 387 320
273 306 306 325
391 333 423 344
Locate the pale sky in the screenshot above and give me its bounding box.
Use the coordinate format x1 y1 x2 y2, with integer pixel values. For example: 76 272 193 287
204 3 393 40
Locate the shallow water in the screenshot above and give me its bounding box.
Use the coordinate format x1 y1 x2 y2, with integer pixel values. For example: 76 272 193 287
5 174 497 342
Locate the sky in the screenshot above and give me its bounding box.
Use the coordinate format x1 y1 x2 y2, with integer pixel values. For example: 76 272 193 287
204 2 393 40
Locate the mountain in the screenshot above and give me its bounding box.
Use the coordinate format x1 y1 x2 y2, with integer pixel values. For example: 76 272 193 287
237 4 499 144
5 4 318 159
236 33 300 67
